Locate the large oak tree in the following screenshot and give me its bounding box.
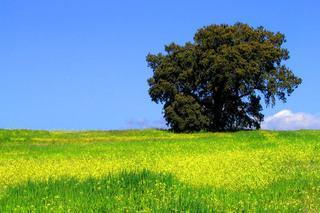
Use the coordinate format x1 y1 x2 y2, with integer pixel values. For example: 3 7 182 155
147 23 302 132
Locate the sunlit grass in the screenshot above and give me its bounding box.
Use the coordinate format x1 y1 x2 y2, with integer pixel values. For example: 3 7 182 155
0 129 320 211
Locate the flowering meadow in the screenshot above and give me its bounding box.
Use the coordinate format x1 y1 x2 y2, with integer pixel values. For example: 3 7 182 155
0 129 319 211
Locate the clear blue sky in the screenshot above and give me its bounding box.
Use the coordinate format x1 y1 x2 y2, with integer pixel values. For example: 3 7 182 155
0 0 319 130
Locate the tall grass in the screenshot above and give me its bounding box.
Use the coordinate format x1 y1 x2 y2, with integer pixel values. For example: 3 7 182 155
0 129 320 211
1 170 319 212
0 170 213 212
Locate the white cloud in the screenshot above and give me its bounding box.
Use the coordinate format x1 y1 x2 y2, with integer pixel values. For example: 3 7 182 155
262 109 320 130
125 110 320 131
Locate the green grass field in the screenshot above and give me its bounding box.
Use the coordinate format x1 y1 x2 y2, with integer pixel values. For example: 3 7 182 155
0 129 320 212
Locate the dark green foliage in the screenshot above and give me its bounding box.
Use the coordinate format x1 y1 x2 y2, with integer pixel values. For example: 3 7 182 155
147 23 302 132
164 94 209 132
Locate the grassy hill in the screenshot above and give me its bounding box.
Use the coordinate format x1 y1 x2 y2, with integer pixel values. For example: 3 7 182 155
0 129 319 211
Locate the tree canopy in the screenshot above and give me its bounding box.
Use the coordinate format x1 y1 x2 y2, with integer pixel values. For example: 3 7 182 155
147 23 302 132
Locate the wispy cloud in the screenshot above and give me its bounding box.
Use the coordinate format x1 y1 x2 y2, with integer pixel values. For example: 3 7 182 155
125 118 167 129
262 109 320 130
